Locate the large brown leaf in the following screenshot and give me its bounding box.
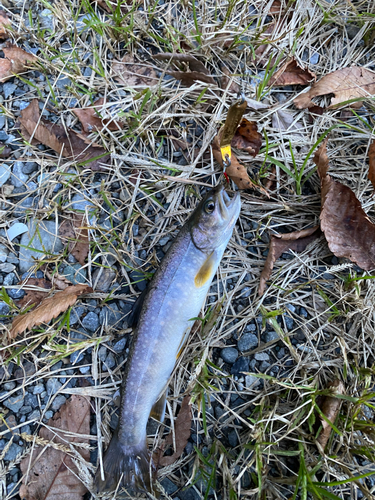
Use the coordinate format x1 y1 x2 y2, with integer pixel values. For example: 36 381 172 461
19 99 110 171
0 11 11 39
314 139 375 270
259 226 321 296
10 284 92 338
316 379 345 452
154 52 215 86
368 140 375 191
59 215 89 266
72 98 121 133
0 43 37 83
231 118 262 156
112 54 159 87
17 277 52 309
294 67 375 109
20 395 90 500
155 396 192 467
269 58 316 86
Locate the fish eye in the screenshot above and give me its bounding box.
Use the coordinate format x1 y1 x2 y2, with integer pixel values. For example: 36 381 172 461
204 200 215 214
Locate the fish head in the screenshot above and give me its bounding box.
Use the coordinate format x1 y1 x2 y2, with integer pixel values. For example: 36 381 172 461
189 185 241 252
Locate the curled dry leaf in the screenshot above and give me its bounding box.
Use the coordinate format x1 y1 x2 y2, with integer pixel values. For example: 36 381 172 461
314 139 375 270
212 134 259 191
294 66 375 109
17 277 52 310
10 284 92 338
154 52 215 86
232 118 262 156
259 226 321 296
0 10 11 39
19 99 109 171
20 395 90 500
72 98 122 133
272 109 303 135
154 396 192 467
316 379 345 451
0 43 37 83
113 54 159 87
59 215 89 266
368 141 375 191
269 58 316 86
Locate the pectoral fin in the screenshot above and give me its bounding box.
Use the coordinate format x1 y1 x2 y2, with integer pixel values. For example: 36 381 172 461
150 388 168 423
195 251 216 288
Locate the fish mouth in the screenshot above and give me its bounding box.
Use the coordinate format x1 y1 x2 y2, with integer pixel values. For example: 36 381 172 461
217 185 240 220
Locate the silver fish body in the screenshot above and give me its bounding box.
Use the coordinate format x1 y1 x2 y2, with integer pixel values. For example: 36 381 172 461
95 185 241 494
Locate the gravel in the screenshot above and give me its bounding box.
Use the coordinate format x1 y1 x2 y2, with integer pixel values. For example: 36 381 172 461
46 378 62 396
82 312 99 332
221 347 239 364
237 332 258 352
4 395 24 413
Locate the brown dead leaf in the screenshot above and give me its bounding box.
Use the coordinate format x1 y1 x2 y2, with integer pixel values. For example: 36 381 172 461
17 277 52 310
20 395 90 500
154 52 215 86
19 99 110 171
231 118 262 156
59 215 89 266
72 98 122 133
10 284 92 338
45 269 72 290
220 65 240 94
294 67 375 109
212 134 260 191
314 140 375 270
316 379 345 451
368 141 375 191
113 54 159 87
155 396 192 467
269 58 316 86
259 226 321 296
0 43 37 83
0 11 11 39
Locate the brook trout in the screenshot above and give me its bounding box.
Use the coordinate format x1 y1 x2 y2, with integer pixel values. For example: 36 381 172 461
95 184 241 495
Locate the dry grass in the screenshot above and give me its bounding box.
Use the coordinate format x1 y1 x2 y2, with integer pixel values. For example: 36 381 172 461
1 0 375 499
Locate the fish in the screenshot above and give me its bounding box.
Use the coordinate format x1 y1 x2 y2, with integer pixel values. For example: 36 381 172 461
94 184 241 495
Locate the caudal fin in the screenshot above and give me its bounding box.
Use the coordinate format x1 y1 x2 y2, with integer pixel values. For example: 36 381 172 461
94 432 154 496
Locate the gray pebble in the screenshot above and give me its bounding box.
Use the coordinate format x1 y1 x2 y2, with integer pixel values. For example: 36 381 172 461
254 352 269 361
300 307 308 318
28 409 41 420
99 303 122 327
260 361 271 372
51 395 66 411
0 301 10 316
44 410 53 420
69 306 85 326
3 83 17 99
4 272 16 286
22 162 38 174
0 262 15 273
70 351 84 364
4 443 23 462
238 333 258 352
79 365 91 374
62 264 87 285
231 357 249 375
3 381 16 391
0 163 11 187
265 331 278 343
284 316 294 330
113 337 126 353
46 378 62 396
227 430 238 447
4 395 24 413
103 353 116 371
0 244 8 263
82 312 99 332
98 346 107 361
245 375 259 388
277 348 285 359
33 383 45 395
160 478 178 495
220 347 239 364
11 162 29 188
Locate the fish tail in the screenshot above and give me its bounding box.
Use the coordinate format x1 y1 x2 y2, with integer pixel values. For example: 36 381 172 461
95 431 153 495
